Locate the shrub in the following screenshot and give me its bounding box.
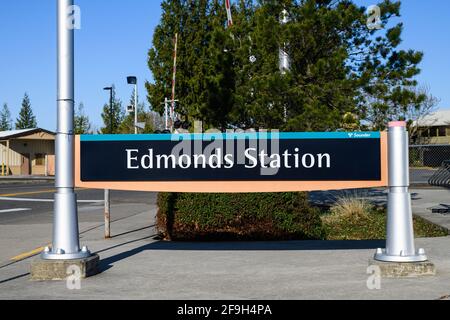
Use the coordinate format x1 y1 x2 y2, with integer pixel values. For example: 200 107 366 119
156 192 325 241
323 206 385 241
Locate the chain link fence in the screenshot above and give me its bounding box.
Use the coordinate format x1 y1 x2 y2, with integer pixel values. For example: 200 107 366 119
410 144 450 186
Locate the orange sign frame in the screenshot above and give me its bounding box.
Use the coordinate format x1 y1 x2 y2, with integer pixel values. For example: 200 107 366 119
74 132 388 193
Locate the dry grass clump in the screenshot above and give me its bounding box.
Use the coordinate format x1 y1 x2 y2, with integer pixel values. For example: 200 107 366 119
324 196 374 223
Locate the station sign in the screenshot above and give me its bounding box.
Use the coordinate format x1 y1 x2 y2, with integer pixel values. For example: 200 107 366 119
75 132 388 193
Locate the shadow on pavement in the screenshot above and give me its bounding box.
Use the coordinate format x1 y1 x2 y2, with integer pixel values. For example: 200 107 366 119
0 273 30 285
98 239 385 273
112 225 155 239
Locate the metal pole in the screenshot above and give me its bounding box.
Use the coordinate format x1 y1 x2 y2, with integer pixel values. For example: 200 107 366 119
279 9 290 74
6 140 9 176
42 0 90 260
375 121 427 262
171 33 178 132
225 0 233 27
165 97 169 130
104 189 110 239
105 87 113 238
134 83 138 135
279 9 290 123
109 89 113 134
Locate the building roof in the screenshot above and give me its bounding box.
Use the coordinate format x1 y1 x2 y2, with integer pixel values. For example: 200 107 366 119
0 128 55 140
416 110 450 127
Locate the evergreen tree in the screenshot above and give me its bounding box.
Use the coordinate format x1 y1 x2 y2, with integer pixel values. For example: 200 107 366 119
147 0 425 132
74 103 92 134
15 93 37 129
0 103 13 131
100 86 125 134
146 0 185 116
200 0 237 130
147 0 217 123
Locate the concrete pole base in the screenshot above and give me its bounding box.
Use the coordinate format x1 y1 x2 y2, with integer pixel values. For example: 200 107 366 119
369 258 436 278
30 254 100 281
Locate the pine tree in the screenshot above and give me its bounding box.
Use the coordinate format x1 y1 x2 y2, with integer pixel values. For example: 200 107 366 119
232 0 289 130
147 0 425 132
15 93 37 129
0 103 13 131
147 0 217 124
146 0 185 117
74 103 92 134
100 86 124 134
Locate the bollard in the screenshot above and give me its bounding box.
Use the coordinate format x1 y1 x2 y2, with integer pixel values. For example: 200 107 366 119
374 121 428 263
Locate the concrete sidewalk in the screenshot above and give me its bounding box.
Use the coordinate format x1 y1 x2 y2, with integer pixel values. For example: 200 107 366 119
0 201 449 300
410 188 450 231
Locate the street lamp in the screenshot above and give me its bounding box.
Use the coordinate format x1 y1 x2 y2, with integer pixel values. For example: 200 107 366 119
127 76 138 134
103 87 113 134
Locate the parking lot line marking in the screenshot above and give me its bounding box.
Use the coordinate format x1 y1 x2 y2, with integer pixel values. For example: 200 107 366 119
0 188 85 197
0 189 56 197
0 197 103 203
0 208 31 213
10 244 51 262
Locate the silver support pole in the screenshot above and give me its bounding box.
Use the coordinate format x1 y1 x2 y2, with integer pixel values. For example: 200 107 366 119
42 0 90 260
374 121 427 263
134 83 138 134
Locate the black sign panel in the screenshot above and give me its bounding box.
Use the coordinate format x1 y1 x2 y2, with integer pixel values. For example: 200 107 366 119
80 133 382 182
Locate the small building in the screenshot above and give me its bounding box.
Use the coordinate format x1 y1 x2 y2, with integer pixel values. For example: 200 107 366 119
413 110 450 145
0 128 55 176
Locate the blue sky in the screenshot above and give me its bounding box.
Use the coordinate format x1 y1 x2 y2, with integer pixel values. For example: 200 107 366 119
0 0 449 131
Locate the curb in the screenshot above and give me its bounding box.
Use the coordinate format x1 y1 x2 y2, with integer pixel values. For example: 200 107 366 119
0 177 54 184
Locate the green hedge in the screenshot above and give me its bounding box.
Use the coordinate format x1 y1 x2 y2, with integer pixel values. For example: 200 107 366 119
156 192 325 241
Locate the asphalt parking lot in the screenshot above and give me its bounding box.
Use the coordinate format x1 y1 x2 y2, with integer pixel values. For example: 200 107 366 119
0 182 156 225
0 181 158 264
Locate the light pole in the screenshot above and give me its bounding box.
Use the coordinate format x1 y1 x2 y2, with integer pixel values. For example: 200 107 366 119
127 76 138 134
103 87 113 134
102 86 113 239
41 0 90 260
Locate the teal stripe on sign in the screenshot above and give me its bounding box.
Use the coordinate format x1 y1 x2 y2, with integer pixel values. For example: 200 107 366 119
80 132 380 142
